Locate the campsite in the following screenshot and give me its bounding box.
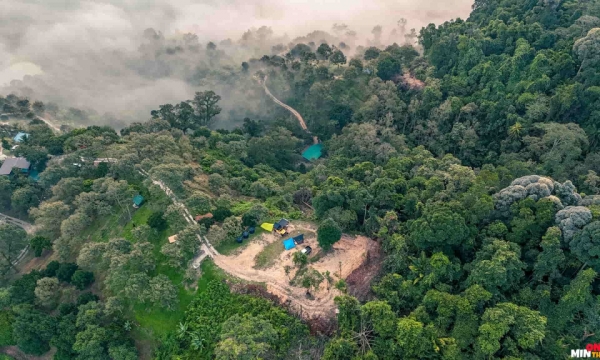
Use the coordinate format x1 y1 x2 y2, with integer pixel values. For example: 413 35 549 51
208 220 373 318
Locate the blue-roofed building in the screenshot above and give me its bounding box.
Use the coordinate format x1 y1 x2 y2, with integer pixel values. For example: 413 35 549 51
13 132 29 143
133 195 145 208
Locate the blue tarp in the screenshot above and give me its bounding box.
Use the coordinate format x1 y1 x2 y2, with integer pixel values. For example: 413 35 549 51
283 238 295 250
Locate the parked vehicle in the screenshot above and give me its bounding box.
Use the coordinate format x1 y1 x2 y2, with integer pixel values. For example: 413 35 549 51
301 246 312 255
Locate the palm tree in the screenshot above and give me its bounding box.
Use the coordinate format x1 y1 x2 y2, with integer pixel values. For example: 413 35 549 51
508 122 523 138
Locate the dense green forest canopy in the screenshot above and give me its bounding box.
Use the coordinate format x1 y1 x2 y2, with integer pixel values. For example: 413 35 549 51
2 0 600 359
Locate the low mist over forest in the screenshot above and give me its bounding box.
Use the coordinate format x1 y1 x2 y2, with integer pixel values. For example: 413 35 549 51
0 0 472 128
4 0 600 359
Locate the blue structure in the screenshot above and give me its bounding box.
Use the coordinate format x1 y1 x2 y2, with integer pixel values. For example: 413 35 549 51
13 132 29 143
249 227 256 234
283 238 296 250
133 195 145 208
28 170 39 181
236 236 243 243
302 144 323 160
243 231 249 239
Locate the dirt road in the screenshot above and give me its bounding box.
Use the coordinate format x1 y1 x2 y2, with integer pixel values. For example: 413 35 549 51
36 115 61 132
0 212 35 266
262 76 319 145
140 170 362 318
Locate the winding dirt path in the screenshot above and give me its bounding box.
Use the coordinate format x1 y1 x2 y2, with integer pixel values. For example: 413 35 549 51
262 76 319 145
36 115 61 132
139 169 341 318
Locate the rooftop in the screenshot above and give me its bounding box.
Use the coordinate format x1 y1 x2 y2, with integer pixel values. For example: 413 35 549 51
0 157 31 175
13 132 29 143
133 195 144 206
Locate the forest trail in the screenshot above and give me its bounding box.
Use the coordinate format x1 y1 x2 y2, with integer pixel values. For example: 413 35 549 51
139 169 342 318
0 212 35 266
37 115 61 132
262 76 319 145
0 113 61 132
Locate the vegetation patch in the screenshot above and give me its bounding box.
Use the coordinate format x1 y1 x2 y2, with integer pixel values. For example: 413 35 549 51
254 238 285 269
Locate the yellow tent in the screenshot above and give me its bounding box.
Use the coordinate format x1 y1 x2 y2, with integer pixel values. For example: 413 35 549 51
260 223 274 231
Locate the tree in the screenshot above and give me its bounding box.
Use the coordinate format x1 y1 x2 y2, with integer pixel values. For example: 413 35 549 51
533 227 565 282
215 314 277 360
376 54 401 81
0 176 11 209
364 47 381 60
409 204 471 251
30 235 52 257
573 28 600 75
186 192 212 215
329 50 347 67
241 204 268 227
570 221 600 271
147 211 168 231
192 91 222 127
0 224 28 273
317 43 333 59
108 344 138 360
12 308 55 355
318 218 342 251
145 275 179 311
293 251 308 268
10 186 40 215
71 270 95 290
56 262 79 283
477 303 546 357
34 277 60 307
32 101 45 114
322 337 358 360
30 201 71 239
51 177 85 204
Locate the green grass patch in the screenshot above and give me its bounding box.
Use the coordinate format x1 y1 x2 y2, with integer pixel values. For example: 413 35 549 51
122 205 153 242
81 208 135 243
216 227 266 255
254 239 285 269
197 259 228 293
132 259 228 343
230 200 255 215
0 310 14 347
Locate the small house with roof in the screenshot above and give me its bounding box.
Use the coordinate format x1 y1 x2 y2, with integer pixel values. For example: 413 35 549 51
132 195 145 208
0 157 31 176
13 132 29 143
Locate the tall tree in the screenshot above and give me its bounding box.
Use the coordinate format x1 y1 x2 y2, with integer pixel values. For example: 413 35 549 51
192 91 222 127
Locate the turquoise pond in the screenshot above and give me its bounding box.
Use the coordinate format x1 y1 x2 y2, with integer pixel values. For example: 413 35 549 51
302 144 323 160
